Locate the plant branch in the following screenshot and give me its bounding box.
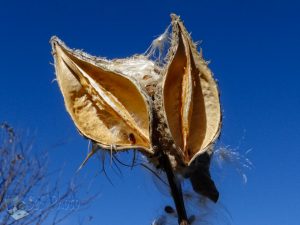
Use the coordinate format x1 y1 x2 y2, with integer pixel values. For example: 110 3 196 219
158 152 189 225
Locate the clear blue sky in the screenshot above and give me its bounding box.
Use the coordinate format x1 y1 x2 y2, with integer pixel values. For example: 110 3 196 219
1 0 300 224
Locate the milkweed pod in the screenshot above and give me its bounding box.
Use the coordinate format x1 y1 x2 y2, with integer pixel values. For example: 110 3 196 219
51 37 152 154
50 14 222 170
163 15 221 165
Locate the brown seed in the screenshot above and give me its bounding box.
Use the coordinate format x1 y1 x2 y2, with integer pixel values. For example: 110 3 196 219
128 133 136 145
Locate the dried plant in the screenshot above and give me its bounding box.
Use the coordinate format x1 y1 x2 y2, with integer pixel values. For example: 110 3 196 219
0 123 97 225
51 14 221 225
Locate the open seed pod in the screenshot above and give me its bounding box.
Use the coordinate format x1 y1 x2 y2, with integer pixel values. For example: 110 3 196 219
51 14 221 172
51 38 155 156
161 15 221 165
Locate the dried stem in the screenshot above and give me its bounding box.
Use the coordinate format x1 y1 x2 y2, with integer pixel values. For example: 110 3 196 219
158 152 189 225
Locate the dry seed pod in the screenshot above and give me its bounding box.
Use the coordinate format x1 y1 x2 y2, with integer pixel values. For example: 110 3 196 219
162 15 221 165
51 38 153 155
51 14 221 172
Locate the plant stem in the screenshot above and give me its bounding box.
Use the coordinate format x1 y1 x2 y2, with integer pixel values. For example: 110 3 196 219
158 152 189 225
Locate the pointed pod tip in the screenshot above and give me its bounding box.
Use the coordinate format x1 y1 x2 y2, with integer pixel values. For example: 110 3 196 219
50 36 65 52
170 14 186 35
50 37 69 58
170 13 180 22
50 36 60 45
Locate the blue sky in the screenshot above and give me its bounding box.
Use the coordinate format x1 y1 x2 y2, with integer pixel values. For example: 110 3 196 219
1 0 300 224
